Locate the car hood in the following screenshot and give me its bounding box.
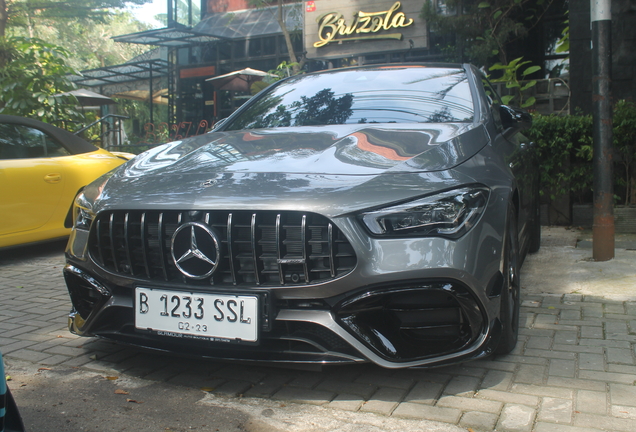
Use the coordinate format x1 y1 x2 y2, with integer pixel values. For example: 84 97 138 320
125 123 486 176
88 123 488 215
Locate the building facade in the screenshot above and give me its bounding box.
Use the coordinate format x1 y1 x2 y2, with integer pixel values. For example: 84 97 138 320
73 0 635 143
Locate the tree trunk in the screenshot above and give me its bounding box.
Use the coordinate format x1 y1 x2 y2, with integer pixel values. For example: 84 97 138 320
630 163 636 205
0 0 8 72
276 0 304 74
0 0 7 38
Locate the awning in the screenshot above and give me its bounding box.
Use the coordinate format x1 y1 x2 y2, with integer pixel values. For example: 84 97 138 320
55 89 117 106
192 3 302 39
206 68 276 92
112 23 223 47
69 58 169 88
111 89 169 105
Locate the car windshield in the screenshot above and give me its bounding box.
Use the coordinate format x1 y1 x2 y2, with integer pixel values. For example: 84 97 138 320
224 66 475 130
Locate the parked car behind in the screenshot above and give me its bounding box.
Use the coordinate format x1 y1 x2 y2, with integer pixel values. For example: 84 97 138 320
64 63 540 368
0 115 133 249
1 351 25 432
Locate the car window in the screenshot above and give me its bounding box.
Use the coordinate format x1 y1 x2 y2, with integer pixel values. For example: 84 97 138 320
0 123 70 160
481 77 503 106
479 77 506 131
224 67 475 130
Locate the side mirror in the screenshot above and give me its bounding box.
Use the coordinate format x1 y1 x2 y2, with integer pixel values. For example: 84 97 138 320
499 105 532 130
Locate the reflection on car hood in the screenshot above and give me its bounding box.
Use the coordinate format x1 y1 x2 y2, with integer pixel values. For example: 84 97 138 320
90 124 488 215
126 123 486 176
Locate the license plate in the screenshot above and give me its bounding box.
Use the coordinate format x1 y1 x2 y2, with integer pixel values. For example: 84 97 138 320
134 287 258 342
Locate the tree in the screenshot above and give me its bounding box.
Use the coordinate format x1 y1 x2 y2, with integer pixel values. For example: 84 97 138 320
421 0 558 67
275 0 304 74
227 87 354 129
16 11 151 70
249 0 304 75
0 0 149 38
0 37 84 124
488 56 540 107
291 89 353 126
0 0 149 74
613 100 636 205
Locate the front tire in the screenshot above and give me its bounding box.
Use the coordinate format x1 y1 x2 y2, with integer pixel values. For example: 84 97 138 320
496 205 521 355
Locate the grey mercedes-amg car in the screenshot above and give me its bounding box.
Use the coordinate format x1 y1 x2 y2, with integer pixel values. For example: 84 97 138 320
64 63 540 368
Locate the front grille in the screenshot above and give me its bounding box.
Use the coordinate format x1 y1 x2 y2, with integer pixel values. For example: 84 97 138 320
88 210 356 287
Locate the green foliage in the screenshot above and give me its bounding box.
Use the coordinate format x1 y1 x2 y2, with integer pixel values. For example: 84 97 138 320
489 57 539 107
421 0 557 67
0 36 85 125
270 61 301 80
555 18 569 53
246 0 305 73
525 113 593 204
527 101 636 207
546 15 569 77
613 99 636 205
116 97 169 145
250 61 302 94
7 10 151 71
250 80 269 95
3 0 149 34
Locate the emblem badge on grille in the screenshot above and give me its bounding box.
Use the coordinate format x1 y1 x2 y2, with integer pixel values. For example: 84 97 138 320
201 179 217 187
170 222 221 279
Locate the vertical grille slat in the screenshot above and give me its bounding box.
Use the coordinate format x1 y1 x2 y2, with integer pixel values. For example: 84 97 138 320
123 213 134 276
108 213 119 273
301 215 309 284
227 213 237 285
251 213 260 286
140 213 151 279
328 223 336 278
276 214 284 285
89 210 356 287
157 213 169 281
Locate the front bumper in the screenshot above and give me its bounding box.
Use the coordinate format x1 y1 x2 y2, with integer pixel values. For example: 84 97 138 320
65 264 498 368
64 189 510 368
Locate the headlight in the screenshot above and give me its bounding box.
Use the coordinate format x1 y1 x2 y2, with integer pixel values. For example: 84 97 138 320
73 192 95 231
68 192 96 260
360 186 489 238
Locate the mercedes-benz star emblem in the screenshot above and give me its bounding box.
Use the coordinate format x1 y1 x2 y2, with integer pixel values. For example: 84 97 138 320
201 179 217 187
170 222 221 279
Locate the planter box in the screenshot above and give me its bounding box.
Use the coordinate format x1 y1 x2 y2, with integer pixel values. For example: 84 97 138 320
572 204 636 233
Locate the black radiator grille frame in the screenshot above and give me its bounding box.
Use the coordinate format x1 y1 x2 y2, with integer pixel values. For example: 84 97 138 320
89 210 356 287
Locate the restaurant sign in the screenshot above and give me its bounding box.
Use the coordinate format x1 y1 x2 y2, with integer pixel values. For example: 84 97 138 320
304 0 427 59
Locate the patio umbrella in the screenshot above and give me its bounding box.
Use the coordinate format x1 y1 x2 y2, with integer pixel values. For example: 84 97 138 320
205 68 276 92
111 89 169 105
56 89 117 106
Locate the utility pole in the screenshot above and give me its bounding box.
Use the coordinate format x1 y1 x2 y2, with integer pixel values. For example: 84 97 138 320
591 0 614 261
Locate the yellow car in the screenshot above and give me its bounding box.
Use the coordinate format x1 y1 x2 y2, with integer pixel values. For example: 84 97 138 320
0 114 133 249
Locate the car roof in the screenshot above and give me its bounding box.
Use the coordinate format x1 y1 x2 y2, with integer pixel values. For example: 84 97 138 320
0 114 98 155
300 62 468 76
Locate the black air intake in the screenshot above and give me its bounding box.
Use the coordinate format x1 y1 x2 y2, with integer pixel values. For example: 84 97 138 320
336 283 485 361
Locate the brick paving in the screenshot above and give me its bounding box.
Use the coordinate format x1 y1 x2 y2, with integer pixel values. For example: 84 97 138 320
1 236 636 431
